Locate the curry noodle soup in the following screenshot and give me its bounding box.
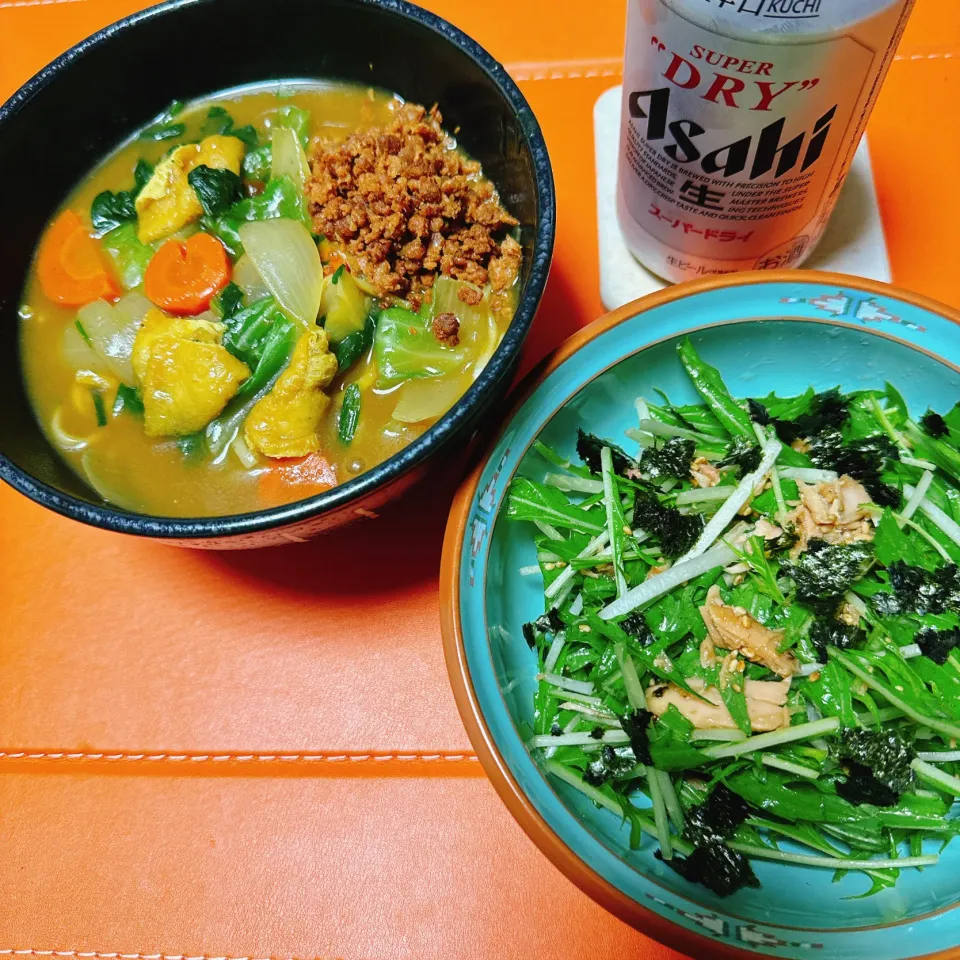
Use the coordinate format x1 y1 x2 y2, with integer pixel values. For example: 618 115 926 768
19 82 521 517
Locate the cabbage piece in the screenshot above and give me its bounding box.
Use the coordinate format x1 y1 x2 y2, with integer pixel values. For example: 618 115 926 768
392 378 465 423
431 275 499 377
431 276 486 330
232 176 307 226
100 222 155 290
243 144 272 182
374 306 465 385
270 104 311 145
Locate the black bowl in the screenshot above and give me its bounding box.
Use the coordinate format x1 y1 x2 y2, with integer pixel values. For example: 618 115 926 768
0 0 554 548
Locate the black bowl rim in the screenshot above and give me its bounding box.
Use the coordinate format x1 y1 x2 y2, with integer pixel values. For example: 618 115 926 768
0 0 556 540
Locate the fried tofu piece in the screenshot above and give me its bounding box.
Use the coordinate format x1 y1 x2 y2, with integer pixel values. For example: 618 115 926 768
135 144 202 244
132 309 224 383
132 308 248 437
135 135 245 244
244 329 339 458
193 135 246 173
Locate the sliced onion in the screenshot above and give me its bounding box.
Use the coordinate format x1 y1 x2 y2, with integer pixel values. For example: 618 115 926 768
233 254 270 301
231 433 259 468
115 292 152 325
76 299 141 385
238 218 324 327
270 126 311 193
61 323 109 376
392 378 465 423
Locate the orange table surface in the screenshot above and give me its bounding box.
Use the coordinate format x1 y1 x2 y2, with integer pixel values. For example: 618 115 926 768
2 2 959 957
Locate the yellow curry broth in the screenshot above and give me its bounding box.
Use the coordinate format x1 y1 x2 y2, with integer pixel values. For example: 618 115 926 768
20 83 515 517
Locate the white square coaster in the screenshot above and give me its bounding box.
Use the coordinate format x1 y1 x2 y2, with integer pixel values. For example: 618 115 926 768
594 85 892 311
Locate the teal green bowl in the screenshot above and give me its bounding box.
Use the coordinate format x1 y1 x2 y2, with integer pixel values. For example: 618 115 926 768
441 271 960 960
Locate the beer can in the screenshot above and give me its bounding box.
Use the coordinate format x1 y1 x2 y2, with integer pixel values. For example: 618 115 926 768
616 0 916 282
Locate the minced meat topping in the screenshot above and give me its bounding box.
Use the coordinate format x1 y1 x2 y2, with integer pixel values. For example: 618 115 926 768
432 312 460 346
306 102 520 302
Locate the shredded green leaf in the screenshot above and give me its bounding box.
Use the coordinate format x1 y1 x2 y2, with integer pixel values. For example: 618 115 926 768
506 342 959 899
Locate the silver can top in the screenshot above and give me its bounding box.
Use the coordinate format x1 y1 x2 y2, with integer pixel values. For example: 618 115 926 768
660 0 904 39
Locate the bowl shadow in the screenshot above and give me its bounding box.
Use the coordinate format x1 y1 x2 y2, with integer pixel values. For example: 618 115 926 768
201 446 469 597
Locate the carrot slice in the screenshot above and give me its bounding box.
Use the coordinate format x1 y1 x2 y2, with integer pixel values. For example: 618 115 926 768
144 232 231 315
37 210 121 307
259 452 337 506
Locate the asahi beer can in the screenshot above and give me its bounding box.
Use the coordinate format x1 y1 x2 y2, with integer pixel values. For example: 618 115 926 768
616 0 915 282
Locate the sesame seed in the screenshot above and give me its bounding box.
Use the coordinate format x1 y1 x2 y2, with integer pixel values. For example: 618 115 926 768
578 624 591 633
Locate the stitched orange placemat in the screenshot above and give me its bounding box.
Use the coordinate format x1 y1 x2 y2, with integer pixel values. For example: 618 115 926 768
1 2 958 957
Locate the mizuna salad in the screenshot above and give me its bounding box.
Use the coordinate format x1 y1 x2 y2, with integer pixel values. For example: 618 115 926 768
507 337 960 898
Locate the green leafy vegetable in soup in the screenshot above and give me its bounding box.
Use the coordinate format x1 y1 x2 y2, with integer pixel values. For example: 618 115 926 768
138 99 187 141
18 82 522 517
374 306 466 385
187 166 245 217
511 337 960 898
